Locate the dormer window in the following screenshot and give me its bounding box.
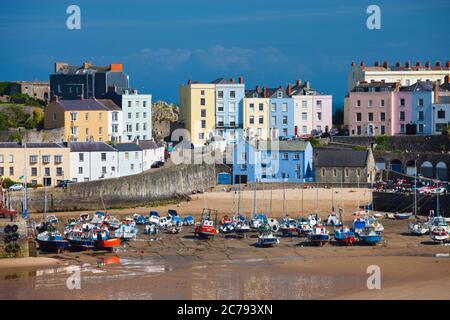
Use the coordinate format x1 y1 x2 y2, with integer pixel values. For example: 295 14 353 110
277 91 283 98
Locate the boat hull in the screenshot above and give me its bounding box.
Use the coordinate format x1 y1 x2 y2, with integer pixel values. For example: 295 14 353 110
257 238 279 247
68 239 95 251
37 239 70 252
360 235 382 245
94 238 120 251
308 235 329 246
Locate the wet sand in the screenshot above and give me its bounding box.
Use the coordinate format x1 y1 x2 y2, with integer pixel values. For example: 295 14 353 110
1 188 449 300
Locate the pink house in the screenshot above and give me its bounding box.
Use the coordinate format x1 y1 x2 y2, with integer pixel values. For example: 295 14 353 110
394 90 412 135
348 81 400 136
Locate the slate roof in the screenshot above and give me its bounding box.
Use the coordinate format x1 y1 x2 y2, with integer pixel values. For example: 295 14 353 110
437 96 450 104
26 143 66 148
245 89 264 98
314 149 369 167
352 81 399 92
55 99 108 111
96 99 121 111
114 143 142 152
0 142 22 148
400 81 437 92
253 140 310 152
69 142 116 152
138 140 162 150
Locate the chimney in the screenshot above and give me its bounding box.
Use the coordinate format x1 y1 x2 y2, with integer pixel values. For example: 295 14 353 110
262 85 267 98
296 79 302 87
238 76 244 84
374 61 380 67
416 61 421 67
383 60 389 68
360 60 365 67
425 61 430 68
255 85 260 93
434 81 439 104
187 79 192 85
394 82 401 91
447 61 450 68
395 61 401 67
278 85 283 92
405 60 410 68
229 78 234 84
435 61 441 67
286 84 292 96
351 61 355 67
305 81 310 89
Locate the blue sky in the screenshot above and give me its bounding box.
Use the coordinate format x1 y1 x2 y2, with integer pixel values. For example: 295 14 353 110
1 0 449 106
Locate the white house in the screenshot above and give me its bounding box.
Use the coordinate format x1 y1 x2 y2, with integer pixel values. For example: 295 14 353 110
69 142 118 182
433 96 450 134
122 89 152 142
114 143 143 177
138 140 165 171
98 99 123 143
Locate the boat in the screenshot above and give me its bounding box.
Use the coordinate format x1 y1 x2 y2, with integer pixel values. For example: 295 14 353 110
326 213 341 226
308 224 329 246
114 223 138 240
45 215 58 224
307 213 321 227
79 213 91 222
256 223 279 247
194 208 218 239
408 220 429 235
91 211 106 224
428 192 450 243
133 213 148 225
359 226 382 245
104 216 120 230
67 230 95 250
334 225 357 245
36 231 70 252
250 214 266 230
183 216 195 226
394 212 412 220
144 223 160 235
166 222 182 234
234 220 251 234
93 230 120 251
220 215 232 225
430 227 449 242
279 217 297 237
296 217 312 236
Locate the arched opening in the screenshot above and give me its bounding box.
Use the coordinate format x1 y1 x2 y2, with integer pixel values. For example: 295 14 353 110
406 160 416 176
420 161 433 178
375 158 386 170
436 162 447 181
390 159 402 173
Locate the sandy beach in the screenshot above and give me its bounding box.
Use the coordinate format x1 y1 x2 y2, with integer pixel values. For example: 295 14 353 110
1 188 449 300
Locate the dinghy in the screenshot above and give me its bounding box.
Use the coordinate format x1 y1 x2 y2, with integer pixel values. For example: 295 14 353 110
394 212 412 220
359 226 382 245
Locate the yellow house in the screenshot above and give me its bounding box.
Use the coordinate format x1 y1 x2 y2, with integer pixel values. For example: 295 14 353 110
179 81 216 146
243 86 270 140
44 99 109 142
0 142 70 186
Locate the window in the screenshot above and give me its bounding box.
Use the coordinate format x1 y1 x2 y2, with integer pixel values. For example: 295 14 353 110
102 167 107 174
241 152 246 161
240 164 247 170
31 167 37 176
54 155 62 163
56 167 63 176
70 112 77 121
200 98 205 106
230 91 236 98
126 124 132 132
418 111 424 121
101 153 106 161
218 91 223 99
99 127 103 134
9 167 13 176
321 168 325 177
128 101 132 108
418 124 424 133
271 103 276 112
282 103 288 112
125 152 129 160
201 109 206 117
201 120 206 129
368 100 373 107
282 128 288 137
368 113 373 122
30 155 38 164
42 155 50 164
380 112 385 122
259 103 264 111
302 112 307 121
302 100 307 108
229 116 236 127
258 116 264 124
8 155 13 163
282 116 288 125
143 123 147 131
400 124 405 133
218 103 224 112
229 102 236 113
400 98 405 107
128 112 132 119
357 126 362 135
85 113 89 121
356 168 361 177
199 133 204 139
437 109 445 119
333 168 337 177
249 116 254 124
357 100 361 107
130 164 134 170
249 103 254 112
400 111 405 121
143 101 147 107
99 113 102 120
381 125 385 135
317 112 322 121
277 91 283 98
271 116 276 126
0 155 3 163
0 167 3 175
381 100 385 107
111 166 115 172
293 153 300 160
418 98 424 107
316 100 322 108
302 126 307 134
345 168 349 177
135 101 140 107
405 79 411 86
200 90 205 96
44 167 50 176
136 123 139 131
356 113 362 122
217 116 224 127
282 153 288 160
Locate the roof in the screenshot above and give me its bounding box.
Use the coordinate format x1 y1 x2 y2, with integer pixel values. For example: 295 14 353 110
437 96 450 104
55 99 108 111
315 149 369 167
400 81 437 92
352 81 399 92
114 143 142 152
245 89 264 98
254 140 310 152
138 140 162 150
96 99 121 111
0 142 21 148
69 142 116 152
26 143 66 148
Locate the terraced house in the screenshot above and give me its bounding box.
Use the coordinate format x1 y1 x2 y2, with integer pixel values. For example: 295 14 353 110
243 85 270 140
268 86 295 139
44 98 111 142
0 142 70 187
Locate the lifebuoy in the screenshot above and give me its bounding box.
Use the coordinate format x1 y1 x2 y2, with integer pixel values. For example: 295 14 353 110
11 233 19 241
4 225 12 234
11 225 18 233
4 235 12 243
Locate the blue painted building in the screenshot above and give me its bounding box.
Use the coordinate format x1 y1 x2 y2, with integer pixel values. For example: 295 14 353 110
233 139 313 184
213 77 245 145
267 86 295 139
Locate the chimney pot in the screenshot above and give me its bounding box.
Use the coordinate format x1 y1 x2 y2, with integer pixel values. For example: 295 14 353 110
395 61 401 67
416 61 421 67
383 61 388 68
255 85 260 93
360 60 365 67
262 86 267 98
296 79 302 87
351 61 355 67
446 61 450 68
286 84 292 96
374 61 379 67
187 79 192 85
425 61 430 68
434 81 439 104
229 78 234 84
238 76 244 84
435 61 441 67
405 61 410 68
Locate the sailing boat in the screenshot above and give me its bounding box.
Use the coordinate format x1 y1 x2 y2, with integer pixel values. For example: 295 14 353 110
429 193 450 243
334 209 356 245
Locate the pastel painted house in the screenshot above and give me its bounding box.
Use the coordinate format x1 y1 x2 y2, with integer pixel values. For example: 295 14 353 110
232 139 313 184
268 86 295 139
114 143 143 177
243 86 270 140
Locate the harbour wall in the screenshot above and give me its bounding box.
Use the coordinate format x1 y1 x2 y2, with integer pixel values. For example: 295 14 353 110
7 163 216 213
372 192 450 217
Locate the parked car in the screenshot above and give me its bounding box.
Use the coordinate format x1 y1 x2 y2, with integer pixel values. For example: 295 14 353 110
8 184 24 191
57 180 75 188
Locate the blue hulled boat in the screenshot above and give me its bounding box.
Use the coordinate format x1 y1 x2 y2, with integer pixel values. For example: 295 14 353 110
359 226 382 245
36 231 70 252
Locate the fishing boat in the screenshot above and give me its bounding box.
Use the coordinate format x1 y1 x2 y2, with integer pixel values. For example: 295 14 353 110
279 216 297 237
67 230 95 250
334 225 356 245
256 223 279 247
408 220 429 235
220 215 232 225
92 229 120 251
234 220 251 234
182 216 195 226
45 215 59 224
144 223 160 235
308 224 329 246
326 213 341 226
166 222 182 234
430 227 449 242
359 226 382 245
296 217 312 236
219 222 234 233
133 213 148 225
250 214 266 230
114 223 138 240
36 231 70 252
79 213 91 222
194 208 218 239
104 216 121 230
307 213 321 227
394 212 412 220
91 211 106 224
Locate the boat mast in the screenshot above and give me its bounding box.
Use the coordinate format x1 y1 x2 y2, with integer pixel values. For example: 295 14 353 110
252 181 257 216
269 186 273 216
237 174 241 215
43 179 47 220
414 157 417 218
301 187 304 215
282 178 286 216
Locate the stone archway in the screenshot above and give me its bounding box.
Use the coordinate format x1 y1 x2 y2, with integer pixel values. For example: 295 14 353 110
436 162 447 181
390 159 403 173
406 160 416 176
375 157 386 170
420 161 433 178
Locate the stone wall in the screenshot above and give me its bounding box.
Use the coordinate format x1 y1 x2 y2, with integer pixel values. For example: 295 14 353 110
8 163 216 213
0 219 29 258
0 128 65 143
